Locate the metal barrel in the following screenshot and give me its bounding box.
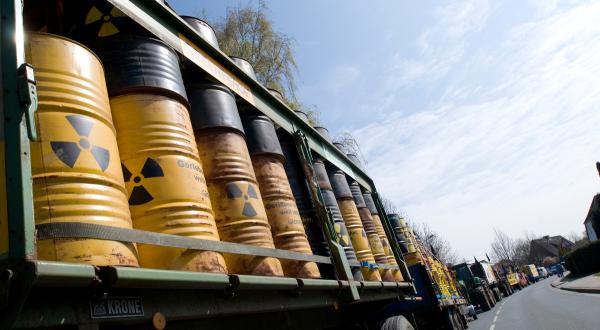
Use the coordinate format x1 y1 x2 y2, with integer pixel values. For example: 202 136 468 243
187 83 284 276
328 170 381 281
268 88 285 101
313 159 362 280
363 193 404 282
110 94 227 273
63 0 151 42
294 110 309 123
348 180 393 282
243 114 320 278
313 126 331 142
333 142 345 151
279 136 330 257
230 57 258 81
181 16 220 49
346 153 363 169
92 35 188 107
388 214 412 254
27 33 138 266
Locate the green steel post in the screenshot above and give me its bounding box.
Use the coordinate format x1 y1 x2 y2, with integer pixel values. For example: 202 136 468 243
293 131 359 301
2 0 36 261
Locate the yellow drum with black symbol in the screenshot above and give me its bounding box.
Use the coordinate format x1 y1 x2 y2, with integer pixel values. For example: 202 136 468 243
110 94 227 273
27 33 138 266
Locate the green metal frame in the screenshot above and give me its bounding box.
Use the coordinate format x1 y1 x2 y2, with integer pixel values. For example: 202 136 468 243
0 0 417 327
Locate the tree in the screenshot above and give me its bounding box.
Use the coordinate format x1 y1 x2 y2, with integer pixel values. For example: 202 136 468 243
413 222 459 265
333 132 368 166
212 1 298 104
490 228 516 265
380 196 399 215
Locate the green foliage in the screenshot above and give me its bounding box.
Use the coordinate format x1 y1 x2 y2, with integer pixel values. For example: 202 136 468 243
212 1 298 102
563 240 600 275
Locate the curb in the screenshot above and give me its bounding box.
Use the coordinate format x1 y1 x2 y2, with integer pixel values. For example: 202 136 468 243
558 287 600 294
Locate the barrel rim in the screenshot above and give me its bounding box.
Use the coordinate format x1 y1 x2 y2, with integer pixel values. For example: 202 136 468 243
29 32 104 68
180 16 217 32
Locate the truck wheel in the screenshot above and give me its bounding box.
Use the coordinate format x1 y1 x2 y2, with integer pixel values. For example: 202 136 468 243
481 293 492 311
380 315 415 330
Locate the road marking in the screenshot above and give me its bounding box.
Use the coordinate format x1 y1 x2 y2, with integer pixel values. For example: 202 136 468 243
489 324 495 330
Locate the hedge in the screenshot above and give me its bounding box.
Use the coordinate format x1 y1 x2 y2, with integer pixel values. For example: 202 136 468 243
563 240 600 275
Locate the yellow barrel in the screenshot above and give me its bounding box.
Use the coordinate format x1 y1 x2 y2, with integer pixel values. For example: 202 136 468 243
337 199 381 281
110 94 227 273
252 156 320 278
27 33 138 266
195 130 283 276
242 113 320 278
357 207 393 281
363 193 404 282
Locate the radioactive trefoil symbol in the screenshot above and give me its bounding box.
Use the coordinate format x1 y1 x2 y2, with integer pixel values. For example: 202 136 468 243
122 158 164 205
85 3 126 37
51 115 110 171
226 182 259 217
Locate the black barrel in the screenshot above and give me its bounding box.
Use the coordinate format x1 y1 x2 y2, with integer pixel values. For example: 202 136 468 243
186 82 245 134
279 137 330 257
242 114 283 158
181 16 219 49
230 57 258 81
314 126 331 142
93 35 188 105
329 170 353 200
387 214 409 253
363 193 378 215
349 180 366 208
322 189 362 281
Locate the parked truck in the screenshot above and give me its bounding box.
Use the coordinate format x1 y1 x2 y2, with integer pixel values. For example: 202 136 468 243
470 260 510 301
383 216 470 329
453 262 497 312
522 264 540 283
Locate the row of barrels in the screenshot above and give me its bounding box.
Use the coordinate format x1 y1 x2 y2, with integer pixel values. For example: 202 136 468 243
20 1 404 282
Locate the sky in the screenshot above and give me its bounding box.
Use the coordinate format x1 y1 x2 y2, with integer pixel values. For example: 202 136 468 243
169 0 600 260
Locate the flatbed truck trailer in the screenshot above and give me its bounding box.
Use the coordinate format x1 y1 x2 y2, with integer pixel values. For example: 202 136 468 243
0 1 469 329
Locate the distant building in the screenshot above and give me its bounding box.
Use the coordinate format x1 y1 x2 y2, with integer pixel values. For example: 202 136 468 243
528 235 574 265
584 194 600 242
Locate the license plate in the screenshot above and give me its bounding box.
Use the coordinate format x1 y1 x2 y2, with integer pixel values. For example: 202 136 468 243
90 296 144 319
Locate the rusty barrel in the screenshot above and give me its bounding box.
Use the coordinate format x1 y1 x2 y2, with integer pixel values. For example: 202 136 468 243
279 135 330 257
314 159 363 281
243 114 320 278
27 33 138 266
97 36 226 273
349 181 394 282
187 81 283 276
364 193 404 282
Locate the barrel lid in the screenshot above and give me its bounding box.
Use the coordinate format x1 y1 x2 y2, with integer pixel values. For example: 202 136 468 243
387 214 403 228
242 113 284 159
362 193 378 215
186 82 245 135
314 126 331 142
181 16 220 49
230 56 258 81
313 158 332 190
347 153 363 168
329 170 352 199
333 142 345 151
295 110 309 122
93 35 188 106
268 88 285 101
349 180 366 208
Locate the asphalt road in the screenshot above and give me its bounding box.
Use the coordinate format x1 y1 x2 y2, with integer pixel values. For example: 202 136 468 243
467 276 600 330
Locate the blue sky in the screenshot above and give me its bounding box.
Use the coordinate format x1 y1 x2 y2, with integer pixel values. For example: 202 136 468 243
169 0 600 259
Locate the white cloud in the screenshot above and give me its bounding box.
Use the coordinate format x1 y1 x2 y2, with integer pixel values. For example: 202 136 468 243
353 1 600 258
